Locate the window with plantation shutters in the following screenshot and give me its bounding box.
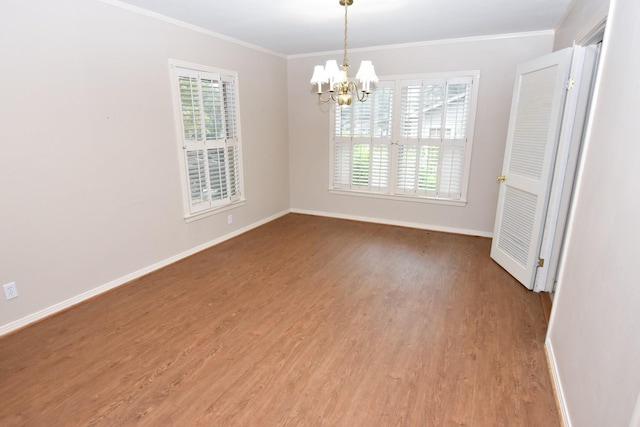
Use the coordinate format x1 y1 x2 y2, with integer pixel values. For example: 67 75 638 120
170 62 244 218
396 76 473 199
332 81 394 192
330 72 478 205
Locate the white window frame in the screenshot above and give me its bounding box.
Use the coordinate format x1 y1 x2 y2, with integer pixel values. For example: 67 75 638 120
169 60 245 222
329 71 480 206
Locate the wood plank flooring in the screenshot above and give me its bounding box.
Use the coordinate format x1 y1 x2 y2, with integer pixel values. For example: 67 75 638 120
0 214 560 426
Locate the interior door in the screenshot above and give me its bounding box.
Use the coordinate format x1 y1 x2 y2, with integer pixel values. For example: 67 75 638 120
490 48 573 289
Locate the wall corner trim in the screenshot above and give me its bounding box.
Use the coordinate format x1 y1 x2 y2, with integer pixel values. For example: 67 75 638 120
545 337 572 427
0 209 290 337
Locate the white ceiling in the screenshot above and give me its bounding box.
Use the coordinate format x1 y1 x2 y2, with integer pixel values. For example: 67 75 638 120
114 0 572 55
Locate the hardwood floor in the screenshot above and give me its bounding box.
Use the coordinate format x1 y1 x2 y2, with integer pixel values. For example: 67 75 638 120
539 292 553 328
0 214 560 426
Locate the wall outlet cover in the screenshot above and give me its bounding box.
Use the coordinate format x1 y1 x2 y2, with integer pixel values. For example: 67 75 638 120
3 282 18 300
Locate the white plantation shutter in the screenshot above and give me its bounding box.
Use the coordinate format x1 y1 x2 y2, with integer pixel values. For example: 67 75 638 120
396 76 474 200
186 149 207 206
222 77 241 201
333 142 352 190
179 76 202 141
332 81 394 192
173 64 243 215
329 72 478 203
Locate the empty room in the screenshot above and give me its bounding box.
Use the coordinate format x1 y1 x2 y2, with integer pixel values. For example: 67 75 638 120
1 0 638 425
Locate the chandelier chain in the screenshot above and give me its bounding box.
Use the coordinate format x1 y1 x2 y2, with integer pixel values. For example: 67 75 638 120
343 1 349 68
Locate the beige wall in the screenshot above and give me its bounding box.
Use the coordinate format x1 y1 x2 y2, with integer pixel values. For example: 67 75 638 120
548 0 640 425
0 0 290 329
287 34 554 235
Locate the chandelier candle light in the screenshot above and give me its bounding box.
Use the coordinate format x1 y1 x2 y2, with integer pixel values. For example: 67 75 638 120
310 0 378 106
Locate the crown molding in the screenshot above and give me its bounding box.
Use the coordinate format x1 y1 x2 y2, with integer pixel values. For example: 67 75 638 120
288 30 555 59
97 0 287 59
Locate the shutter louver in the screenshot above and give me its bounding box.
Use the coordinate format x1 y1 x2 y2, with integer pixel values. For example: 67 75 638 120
179 77 201 141
179 76 202 142
222 79 237 140
352 143 370 186
335 105 351 138
444 82 471 139
418 145 439 194
227 146 240 200
396 145 418 191
201 79 224 140
186 150 208 207
438 145 465 198
374 87 393 138
421 84 444 139
371 143 389 189
401 84 422 139
208 148 228 201
333 142 352 189
353 99 372 138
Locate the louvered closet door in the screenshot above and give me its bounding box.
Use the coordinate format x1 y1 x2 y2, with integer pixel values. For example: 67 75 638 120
490 48 573 289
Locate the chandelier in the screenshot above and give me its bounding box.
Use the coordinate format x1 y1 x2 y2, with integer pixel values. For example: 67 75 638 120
310 0 378 106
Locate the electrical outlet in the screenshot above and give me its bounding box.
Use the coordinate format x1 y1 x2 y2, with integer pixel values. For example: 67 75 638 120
227 214 233 225
3 282 18 300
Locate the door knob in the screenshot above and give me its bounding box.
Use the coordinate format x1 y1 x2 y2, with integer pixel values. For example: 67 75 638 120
497 175 506 182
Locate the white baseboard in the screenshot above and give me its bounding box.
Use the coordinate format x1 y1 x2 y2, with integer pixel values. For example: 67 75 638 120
545 338 571 426
290 208 493 238
0 209 290 337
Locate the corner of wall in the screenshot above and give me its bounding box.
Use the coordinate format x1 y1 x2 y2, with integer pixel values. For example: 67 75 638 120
545 337 572 426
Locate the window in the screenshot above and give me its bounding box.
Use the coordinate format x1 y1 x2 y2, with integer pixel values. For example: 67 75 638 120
331 72 479 205
333 81 394 192
170 61 244 219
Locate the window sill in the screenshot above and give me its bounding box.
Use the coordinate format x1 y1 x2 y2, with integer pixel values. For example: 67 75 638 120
328 189 467 207
184 199 246 223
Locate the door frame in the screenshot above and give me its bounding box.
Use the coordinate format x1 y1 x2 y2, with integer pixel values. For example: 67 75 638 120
535 23 606 294
533 45 601 292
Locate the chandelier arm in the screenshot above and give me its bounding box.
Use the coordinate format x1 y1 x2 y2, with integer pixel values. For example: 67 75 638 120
318 92 341 103
317 92 334 103
346 81 368 102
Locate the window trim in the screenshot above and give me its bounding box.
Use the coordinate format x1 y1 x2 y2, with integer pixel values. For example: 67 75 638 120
328 70 480 206
169 59 246 222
